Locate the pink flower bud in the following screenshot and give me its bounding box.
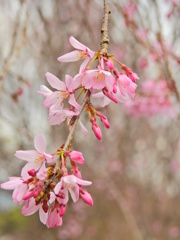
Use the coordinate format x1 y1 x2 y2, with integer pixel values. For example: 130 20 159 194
23 191 33 200
113 85 117 93
60 204 66 217
113 69 119 78
28 169 36 177
80 189 93 206
92 123 102 140
105 59 114 70
72 166 82 179
100 116 110 128
33 189 39 198
68 151 84 164
103 88 118 104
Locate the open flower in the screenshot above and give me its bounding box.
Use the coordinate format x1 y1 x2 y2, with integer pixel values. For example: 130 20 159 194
15 134 54 180
54 175 92 204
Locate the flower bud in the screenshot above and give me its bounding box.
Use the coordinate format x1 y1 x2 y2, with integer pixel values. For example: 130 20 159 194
28 169 36 177
92 123 102 140
60 204 66 217
23 191 33 200
103 88 118 104
67 151 84 164
80 189 93 206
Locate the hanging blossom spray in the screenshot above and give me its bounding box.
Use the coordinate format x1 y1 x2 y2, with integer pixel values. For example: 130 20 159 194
0 0 139 228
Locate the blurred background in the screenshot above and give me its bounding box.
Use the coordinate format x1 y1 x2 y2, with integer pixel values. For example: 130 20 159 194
0 0 180 239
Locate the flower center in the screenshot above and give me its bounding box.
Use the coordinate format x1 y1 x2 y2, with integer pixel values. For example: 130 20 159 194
77 51 86 60
95 72 105 82
34 154 45 164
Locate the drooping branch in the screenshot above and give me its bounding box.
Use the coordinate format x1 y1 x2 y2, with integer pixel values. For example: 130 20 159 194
54 90 91 173
54 0 111 173
100 0 111 55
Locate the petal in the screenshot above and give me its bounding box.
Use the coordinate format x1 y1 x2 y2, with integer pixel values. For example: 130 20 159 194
58 50 80 62
79 57 90 73
1 178 22 190
36 162 47 180
21 161 41 180
13 183 28 204
54 181 63 195
75 178 92 186
92 92 104 98
39 206 48 225
49 192 56 204
45 72 66 91
22 198 40 216
15 150 37 162
69 36 87 51
43 91 63 108
34 134 46 153
37 85 52 97
65 75 73 92
79 119 88 135
69 184 79 202
68 94 81 110
44 153 54 163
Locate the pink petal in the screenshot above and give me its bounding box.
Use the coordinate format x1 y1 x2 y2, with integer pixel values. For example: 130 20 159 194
49 192 56 204
34 134 46 153
45 72 66 91
79 57 90 73
54 181 63 195
79 119 88 135
43 91 63 108
69 36 87 51
46 209 62 228
75 178 92 186
69 184 79 202
15 150 37 162
36 162 47 180
21 161 41 180
22 198 40 216
68 94 81 110
39 206 48 225
65 75 73 92
58 50 80 62
1 178 22 190
13 183 28 204
38 85 52 97
44 153 54 163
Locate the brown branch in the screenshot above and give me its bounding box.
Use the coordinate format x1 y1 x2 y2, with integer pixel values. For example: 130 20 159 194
54 90 91 173
100 0 111 55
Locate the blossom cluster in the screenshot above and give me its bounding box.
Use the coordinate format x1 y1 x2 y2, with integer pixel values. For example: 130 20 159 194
1 36 139 228
38 36 139 139
1 135 92 228
124 80 178 118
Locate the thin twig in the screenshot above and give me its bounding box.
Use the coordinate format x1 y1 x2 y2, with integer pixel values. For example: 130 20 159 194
54 90 91 173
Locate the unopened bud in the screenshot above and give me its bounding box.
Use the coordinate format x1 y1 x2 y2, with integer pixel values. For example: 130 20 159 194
92 123 102 140
23 191 33 200
28 169 36 177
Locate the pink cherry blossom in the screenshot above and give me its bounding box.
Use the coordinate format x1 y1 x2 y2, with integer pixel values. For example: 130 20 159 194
41 73 80 110
15 134 54 180
117 73 137 98
74 69 115 92
54 175 92 204
58 36 95 72
1 177 28 205
67 151 84 164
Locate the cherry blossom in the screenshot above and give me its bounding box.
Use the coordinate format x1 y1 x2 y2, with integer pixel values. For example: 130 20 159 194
15 134 54 180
